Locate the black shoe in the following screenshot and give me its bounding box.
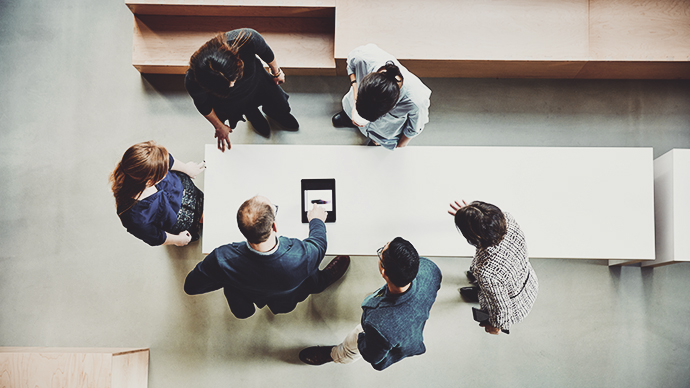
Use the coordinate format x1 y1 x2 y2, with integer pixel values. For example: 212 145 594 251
318 255 350 291
459 286 479 302
466 270 477 284
299 346 335 365
267 112 299 131
332 111 357 128
245 108 270 138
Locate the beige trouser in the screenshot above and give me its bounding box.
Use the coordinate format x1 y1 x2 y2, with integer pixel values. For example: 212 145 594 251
330 324 364 364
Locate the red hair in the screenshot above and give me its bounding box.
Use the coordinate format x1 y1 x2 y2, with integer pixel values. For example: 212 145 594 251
110 141 169 215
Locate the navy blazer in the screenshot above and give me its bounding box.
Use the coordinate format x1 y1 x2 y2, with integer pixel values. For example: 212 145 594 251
357 257 442 370
184 219 327 316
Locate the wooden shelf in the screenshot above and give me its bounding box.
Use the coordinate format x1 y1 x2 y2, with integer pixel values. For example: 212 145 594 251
589 0 690 61
126 0 690 79
132 14 335 74
333 0 690 79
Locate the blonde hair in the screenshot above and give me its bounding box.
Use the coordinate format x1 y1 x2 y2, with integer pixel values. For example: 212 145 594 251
110 141 169 215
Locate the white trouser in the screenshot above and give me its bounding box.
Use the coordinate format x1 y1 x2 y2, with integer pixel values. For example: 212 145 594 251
330 324 364 364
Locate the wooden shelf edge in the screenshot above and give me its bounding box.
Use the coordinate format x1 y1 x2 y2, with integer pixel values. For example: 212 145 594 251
134 64 336 76
334 58 690 79
135 59 690 79
126 3 335 17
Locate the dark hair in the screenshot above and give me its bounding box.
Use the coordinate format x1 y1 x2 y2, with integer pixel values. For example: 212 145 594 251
381 237 419 287
454 201 507 249
188 31 250 98
237 196 275 244
110 141 169 215
355 61 403 121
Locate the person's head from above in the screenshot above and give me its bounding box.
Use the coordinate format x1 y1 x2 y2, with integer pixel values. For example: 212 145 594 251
377 237 419 289
454 201 507 249
356 61 404 122
189 31 250 98
110 141 169 214
237 195 278 244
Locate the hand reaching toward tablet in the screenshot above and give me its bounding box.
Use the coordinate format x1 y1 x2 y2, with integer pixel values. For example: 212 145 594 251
307 204 328 222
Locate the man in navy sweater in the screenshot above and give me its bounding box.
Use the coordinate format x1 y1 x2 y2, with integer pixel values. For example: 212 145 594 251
184 195 350 318
299 237 442 370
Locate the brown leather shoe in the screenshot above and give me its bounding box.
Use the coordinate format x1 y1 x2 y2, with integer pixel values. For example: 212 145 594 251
319 255 350 290
299 346 335 365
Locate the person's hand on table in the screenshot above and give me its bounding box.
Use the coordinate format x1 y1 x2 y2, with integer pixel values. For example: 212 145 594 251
184 161 206 179
307 204 328 222
396 133 411 148
175 230 192 246
448 200 468 216
214 123 233 152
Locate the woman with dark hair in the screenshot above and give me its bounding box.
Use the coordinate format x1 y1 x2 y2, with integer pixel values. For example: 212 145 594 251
110 141 205 246
332 44 431 150
185 28 299 151
448 200 538 335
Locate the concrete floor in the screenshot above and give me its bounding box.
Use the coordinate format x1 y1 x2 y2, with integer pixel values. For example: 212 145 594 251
1 0 690 387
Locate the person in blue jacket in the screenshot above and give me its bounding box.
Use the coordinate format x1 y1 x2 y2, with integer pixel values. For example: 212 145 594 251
299 237 442 370
111 141 205 246
184 195 350 319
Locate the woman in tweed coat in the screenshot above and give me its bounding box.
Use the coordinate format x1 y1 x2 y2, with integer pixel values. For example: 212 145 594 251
449 200 538 334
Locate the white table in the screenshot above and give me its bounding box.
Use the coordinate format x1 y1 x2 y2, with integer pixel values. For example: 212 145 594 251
203 145 655 261
641 149 690 267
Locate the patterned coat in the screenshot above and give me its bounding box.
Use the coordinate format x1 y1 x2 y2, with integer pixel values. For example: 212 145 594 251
470 212 538 331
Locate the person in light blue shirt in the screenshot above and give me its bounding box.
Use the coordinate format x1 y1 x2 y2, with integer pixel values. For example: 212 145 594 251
331 44 432 150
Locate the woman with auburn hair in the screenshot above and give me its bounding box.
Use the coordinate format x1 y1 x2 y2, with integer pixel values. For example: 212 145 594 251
185 28 299 151
111 141 205 246
331 44 431 150
448 200 538 335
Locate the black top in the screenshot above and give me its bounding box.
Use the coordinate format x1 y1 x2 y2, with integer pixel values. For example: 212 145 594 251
184 28 276 116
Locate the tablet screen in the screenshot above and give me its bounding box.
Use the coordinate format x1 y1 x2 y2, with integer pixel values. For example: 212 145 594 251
305 189 333 212
301 179 336 223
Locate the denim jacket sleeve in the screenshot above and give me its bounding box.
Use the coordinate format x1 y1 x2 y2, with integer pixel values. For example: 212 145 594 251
183 249 225 295
302 218 327 267
357 323 393 370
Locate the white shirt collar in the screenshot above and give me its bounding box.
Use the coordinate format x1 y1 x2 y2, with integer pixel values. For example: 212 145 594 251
246 236 280 255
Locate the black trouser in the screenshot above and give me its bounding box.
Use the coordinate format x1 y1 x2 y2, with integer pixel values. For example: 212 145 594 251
215 71 291 128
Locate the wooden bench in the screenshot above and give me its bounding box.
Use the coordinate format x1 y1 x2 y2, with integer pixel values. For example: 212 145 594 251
126 0 690 79
0 347 149 388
